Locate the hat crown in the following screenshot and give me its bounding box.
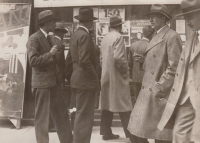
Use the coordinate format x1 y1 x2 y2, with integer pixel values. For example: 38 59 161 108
38 10 53 20
74 7 97 21
110 16 123 26
181 0 200 9
55 22 65 29
151 4 168 13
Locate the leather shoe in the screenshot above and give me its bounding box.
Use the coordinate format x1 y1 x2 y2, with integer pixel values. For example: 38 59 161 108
49 128 56 132
102 134 120 140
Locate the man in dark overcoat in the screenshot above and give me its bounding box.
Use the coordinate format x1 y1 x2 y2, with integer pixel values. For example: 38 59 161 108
27 10 73 143
158 0 200 142
69 7 100 143
127 4 182 143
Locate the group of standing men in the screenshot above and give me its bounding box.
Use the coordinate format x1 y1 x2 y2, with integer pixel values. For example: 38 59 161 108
26 0 200 143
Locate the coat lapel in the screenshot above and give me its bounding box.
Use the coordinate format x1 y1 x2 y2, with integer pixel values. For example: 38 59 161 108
189 34 200 64
144 26 170 54
38 30 51 51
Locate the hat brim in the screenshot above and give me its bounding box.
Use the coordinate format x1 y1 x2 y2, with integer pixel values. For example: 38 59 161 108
74 15 98 21
37 17 60 25
110 21 125 27
144 11 172 19
55 28 68 33
176 8 200 17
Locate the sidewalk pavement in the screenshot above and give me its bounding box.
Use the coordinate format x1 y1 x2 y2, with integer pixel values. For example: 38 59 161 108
0 124 131 143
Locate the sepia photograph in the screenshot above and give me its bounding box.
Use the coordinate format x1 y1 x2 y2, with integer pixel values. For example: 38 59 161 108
0 0 200 143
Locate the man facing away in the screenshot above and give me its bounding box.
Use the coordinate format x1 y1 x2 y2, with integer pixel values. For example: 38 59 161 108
27 10 73 143
100 16 132 141
128 25 154 101
127 4 182 143
69 7 100 143
158 0 200 142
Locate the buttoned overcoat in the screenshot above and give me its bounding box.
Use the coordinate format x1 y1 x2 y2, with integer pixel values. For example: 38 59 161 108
127 26 182 140
158 32 200 136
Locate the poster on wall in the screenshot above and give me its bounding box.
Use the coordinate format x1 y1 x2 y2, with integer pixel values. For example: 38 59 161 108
0 3 31 123
73 7 99 22
130 20 151 43
96 22 109 47
122 21 131 46
99 6 125 22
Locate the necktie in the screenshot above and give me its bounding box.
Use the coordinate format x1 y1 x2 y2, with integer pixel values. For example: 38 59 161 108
47 35 53 47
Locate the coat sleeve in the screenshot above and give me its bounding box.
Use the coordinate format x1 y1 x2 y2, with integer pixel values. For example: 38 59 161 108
77 34 98 79
27 36 54 67
128 47 133 78
113 35 128 74
155 33 182 95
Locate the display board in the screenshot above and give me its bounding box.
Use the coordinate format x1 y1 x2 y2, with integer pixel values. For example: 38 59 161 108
0 3 31 129
130 20 151 43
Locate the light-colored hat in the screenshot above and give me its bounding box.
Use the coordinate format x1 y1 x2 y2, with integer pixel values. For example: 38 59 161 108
109 16 125 27
176 0 200 17
38 10 59 25
55 22 68 33
144 4 172 19
74 7 98 21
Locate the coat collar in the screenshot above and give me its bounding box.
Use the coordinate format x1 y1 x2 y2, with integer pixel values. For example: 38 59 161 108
38 30 51 51
77 27 89 34
144 25 170 54
189 33 200 64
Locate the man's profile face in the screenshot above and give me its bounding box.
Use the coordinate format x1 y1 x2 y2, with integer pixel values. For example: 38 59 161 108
185 12 200 31
149 14 164 31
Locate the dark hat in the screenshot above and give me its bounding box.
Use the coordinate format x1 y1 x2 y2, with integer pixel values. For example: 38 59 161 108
55 22 68 33
144 4 172 19
109 16 125 27
38 10 59 25
176 0 200 17
74 7 98 21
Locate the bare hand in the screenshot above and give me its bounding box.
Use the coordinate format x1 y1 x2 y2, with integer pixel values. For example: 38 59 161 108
134 53 144 63
50 45 58 55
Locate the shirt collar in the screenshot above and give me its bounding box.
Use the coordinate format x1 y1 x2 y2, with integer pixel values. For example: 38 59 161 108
79 25 89 33
55 35 61 41
40 28 48 38
142 37 149 41
156 25 167 34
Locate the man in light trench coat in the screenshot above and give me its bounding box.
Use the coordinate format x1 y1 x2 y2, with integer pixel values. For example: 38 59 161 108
100 16 132 141
158 0 200 143
127 4 182 143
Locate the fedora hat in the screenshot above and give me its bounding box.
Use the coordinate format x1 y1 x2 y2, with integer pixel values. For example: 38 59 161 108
176 0 200 17
55 22 68 33
38 10 59 25
74 7 98 21
144 4 172 19
109 16 125 27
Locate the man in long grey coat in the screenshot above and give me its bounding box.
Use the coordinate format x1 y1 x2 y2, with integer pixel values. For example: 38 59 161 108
158 0 200 142
100 16 132 140
127 4 182 143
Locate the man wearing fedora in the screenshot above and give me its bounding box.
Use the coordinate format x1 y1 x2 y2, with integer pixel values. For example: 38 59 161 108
100 16 132 140
27 10 73 143
158 0 200 143
127 4 182 143
69 7 100 143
